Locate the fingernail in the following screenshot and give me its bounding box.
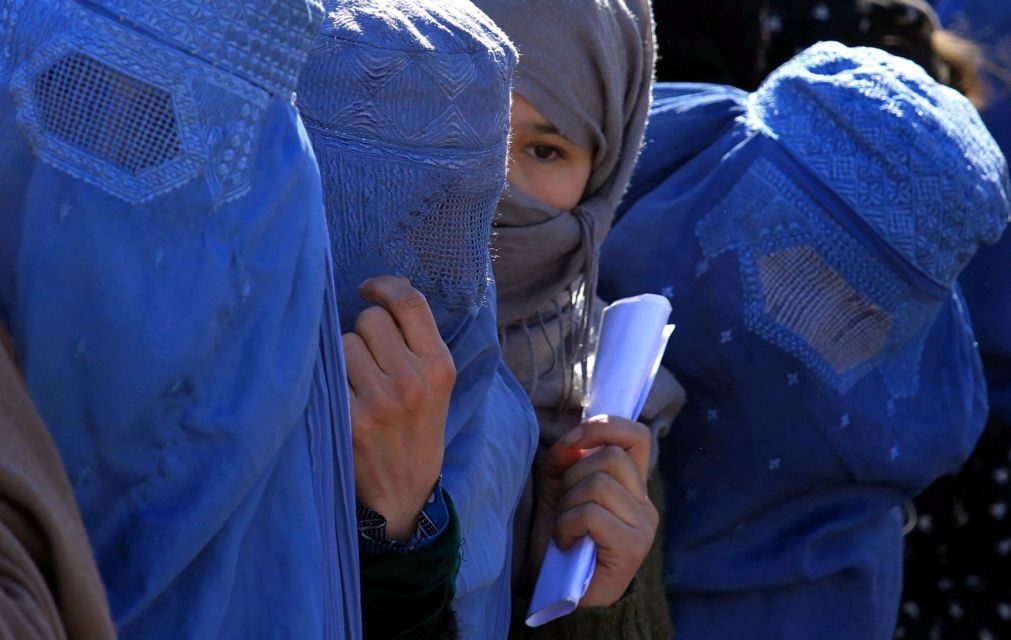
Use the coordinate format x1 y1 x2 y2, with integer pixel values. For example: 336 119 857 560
562 427 583 445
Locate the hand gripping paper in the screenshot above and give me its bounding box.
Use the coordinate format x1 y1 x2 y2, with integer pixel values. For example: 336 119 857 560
526 294 675 626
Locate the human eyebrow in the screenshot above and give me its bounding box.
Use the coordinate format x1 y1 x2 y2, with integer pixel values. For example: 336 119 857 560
531 123 562 135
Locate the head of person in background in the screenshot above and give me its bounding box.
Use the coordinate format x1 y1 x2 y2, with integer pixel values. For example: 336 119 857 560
472 0 681 634
654 0 984 103
653 0 772 89
296 1 538 637
599 41 1010 638
0 1 361 638
763 0 985 104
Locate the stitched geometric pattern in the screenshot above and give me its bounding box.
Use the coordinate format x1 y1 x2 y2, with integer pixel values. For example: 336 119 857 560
396 181 502 307
750 42 1010 289
311 134 505 309
80 0 324 95
297 7 514 309
8 0 298 204
696 158 943 396
297 22 512 155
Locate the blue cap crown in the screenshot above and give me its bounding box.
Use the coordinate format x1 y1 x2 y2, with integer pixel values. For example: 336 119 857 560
752 41 1011 288
297 0 517 313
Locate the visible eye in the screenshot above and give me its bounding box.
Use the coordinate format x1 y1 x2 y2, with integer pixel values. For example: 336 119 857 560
524 144 563 162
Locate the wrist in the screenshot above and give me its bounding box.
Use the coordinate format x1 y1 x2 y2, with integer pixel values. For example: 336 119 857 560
358 478 450 553
360 486 437 542
383 509 422 543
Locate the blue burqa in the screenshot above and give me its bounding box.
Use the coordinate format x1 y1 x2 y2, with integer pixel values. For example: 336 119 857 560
600 43 1010 639
0 1 360 638
296 2 539 638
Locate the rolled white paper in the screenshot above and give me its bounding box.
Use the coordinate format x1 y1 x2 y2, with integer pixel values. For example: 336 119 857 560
526 294 675 627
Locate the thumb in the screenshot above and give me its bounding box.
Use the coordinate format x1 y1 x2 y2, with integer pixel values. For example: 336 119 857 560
542 432 586 481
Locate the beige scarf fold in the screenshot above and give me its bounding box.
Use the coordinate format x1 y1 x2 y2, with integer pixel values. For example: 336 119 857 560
0 333 116 640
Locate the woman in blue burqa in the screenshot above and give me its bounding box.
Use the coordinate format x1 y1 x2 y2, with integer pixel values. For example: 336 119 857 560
0 1 362 638
296 1 539 638
598 42 1010 638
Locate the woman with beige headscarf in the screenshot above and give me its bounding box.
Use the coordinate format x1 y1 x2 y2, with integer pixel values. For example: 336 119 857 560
472 1 680 637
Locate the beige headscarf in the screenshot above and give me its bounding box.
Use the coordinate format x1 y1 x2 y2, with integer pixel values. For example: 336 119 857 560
478 0 682 444
488 0 655 327
0 334 116 640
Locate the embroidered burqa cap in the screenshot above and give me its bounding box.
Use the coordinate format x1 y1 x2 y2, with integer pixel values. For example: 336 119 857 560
753 41 1006 290
600 43 1009 639
298 0 514 315
0 1 360 638
297 3 538 637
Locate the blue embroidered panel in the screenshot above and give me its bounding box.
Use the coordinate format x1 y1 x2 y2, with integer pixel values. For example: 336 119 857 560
79 0 323 95
696 158 942 397
6 0 324 204
297 10 514 311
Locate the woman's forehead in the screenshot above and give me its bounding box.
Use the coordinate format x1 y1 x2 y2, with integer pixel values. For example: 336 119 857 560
512 94 576 141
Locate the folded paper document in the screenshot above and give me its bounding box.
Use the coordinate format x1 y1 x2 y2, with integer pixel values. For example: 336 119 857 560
526 294 675 627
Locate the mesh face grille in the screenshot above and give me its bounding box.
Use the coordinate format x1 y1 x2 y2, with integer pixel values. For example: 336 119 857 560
34 53 181 174
404 185 499 306
757 245 893 375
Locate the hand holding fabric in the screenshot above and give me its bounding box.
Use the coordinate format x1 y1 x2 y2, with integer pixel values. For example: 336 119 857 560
344 276 456 541
530 415 658 608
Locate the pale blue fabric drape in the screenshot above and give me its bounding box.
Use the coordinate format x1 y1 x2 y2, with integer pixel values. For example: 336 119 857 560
0 1 360 637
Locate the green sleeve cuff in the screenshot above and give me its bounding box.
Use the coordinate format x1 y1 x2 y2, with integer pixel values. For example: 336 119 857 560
360 489 462 640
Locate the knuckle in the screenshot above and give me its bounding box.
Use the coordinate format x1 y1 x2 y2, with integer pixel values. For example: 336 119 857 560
587 471 610 494
576 503 600 523
646 499 659 521
355 306 389 332
630 420 651 439
637 528 655 554
602 445 625 462
341 331 363 350
645 504 659 529
561 466 581 491
430 352 457 387
393 287 428 312
557 506 579 528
